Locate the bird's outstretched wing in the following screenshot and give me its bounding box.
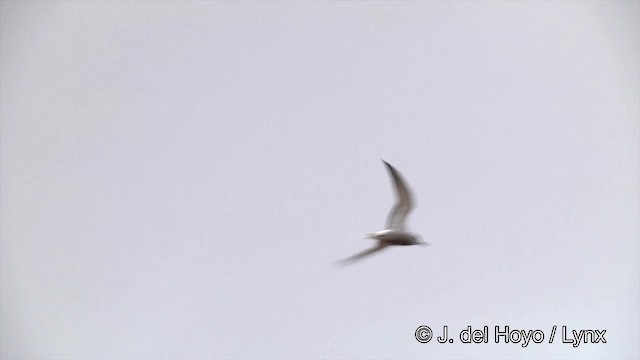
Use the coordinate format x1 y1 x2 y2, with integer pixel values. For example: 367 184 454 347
382 160 414 231
336 243 388 266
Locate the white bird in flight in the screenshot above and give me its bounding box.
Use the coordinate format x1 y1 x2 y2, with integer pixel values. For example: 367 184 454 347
338 160 428 265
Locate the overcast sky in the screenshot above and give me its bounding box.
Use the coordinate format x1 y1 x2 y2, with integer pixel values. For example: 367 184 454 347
1 1 638 359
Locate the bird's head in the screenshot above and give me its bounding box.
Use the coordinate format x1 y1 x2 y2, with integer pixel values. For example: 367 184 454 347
413 234 429 246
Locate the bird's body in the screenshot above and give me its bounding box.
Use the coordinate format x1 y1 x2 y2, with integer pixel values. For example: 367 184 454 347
338 160 427 265
365 229 419 246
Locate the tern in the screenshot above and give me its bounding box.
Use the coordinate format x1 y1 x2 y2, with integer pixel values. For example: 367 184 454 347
338 160 427 265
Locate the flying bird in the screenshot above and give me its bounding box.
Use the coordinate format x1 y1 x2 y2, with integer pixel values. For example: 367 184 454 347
338 160 427 265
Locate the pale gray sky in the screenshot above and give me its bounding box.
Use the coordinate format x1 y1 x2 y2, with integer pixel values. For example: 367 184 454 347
1 1 638 359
